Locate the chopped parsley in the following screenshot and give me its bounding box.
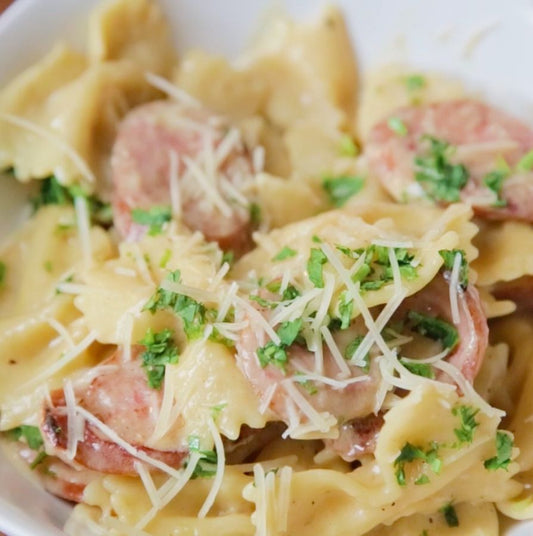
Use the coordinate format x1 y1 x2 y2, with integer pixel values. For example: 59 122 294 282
394 441 442 486
249 294 278 309
322 175 365 207
338 293 354 330
516 149 533 171
144 270 218 341
31 176 112 225
44 260 53 273
139 328 179 389
440 503 459 527
277 319 302 346
0 261 5 287
250 202 262 227
483 170 507 207
407 310 459 350
484 431 513 471
265 280 301 302
339 134 358 157
338 244 418 292
273 246 297 261
131 206 171 235
344 335 370 372
414 136 469 203
294 373 318 395
257 319 302 373
405 74 426 92
210 403 227 420
452 405 479 445
188 436 218 479
439 249 468 289
388 116 408 137
159 248 172 268
5 425 44 450
221 250 235 266
400 359 435 379
5 425 47 469
257 342 288 371
415 474 430 485
307 248 328 288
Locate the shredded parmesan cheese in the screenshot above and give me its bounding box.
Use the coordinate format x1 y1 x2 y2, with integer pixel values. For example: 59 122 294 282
145 72 202 108
0 112 95 183
449 251 462 325
197 418 225 518
21 330 97 390
74 196 92 268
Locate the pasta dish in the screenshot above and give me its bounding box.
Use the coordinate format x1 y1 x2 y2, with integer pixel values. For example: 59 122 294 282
1 1 533 535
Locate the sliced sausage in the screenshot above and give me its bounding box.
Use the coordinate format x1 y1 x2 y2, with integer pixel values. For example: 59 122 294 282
111 100 254 252
365 99 533 221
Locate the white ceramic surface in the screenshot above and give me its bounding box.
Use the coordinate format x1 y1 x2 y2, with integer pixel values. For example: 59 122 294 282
0 0 532 534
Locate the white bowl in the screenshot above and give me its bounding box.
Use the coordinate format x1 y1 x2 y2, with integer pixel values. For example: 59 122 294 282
0 0 532 534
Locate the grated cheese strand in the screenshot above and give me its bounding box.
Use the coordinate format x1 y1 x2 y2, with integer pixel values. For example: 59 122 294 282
134 461 161 509
183 155 233 217
145 72 202 108
74 196 92 268
432 359 504 418
276 466 293 533
253 464 268 536
281 380 335 434
46 317 75 349
198 418 226 518
0 112 95 183
21 330 97 390
63 379 84 461
233 295 281 345
136 451 202 530
75 405 184 478
320 325 351 378
449 251 462 325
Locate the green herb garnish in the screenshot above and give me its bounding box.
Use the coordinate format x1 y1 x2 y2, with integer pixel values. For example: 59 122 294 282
307 248 328 288
394 441 441 486
131 206 171 235
414 136 469 202
388 116 408 137
405 74 426 92
273 246 297 261
257 319 302 373
516 149 533 171
322 176 365 207
483 170 507 207
139 328 179 389
484 431 513 471
339 134 358 157
31 176 112 225
188 436 218 479
5 425 44 450
407 310 459 350
439 249 468 289
344 335 370 372
144 270 217 341
250 202 261 227
440 503 459 527
400 359 435 379
159 248 172 268
452 405 479 445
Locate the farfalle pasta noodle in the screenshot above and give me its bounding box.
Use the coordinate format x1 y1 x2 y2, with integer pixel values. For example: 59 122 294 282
0 1 532 535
